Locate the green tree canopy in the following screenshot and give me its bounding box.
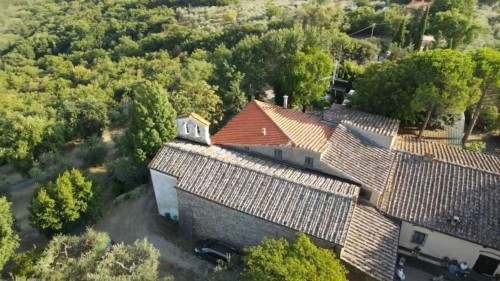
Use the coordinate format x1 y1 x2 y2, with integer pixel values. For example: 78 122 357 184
170 80 223 125
463 48 500 142
14 228 164 281
124 81 177 164
0 197 20 271
430 9 480 49
30 169 97 236
430 0 478 17
350 49 478 136
0 113 64 174
276 48 334 111
28 151 73 184
241 233 348 281
76 135 108 168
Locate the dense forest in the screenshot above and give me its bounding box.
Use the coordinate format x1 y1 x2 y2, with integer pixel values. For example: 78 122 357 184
1 0 499 175
0 0 499 278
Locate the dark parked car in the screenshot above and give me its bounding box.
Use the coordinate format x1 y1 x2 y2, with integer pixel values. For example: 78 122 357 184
194 239 239 264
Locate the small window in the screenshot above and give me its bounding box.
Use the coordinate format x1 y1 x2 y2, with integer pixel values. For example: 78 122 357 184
184 122 189 134
305 156 314 167
196 125 201 137
411 231 427 245
274 149 282 159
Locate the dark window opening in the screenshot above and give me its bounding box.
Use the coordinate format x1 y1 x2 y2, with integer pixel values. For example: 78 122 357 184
411 231 427 246
196 125 201 137
305 157 314 167
274 149 282 159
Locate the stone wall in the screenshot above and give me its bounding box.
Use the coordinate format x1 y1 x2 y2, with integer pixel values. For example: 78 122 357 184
177 190 339 254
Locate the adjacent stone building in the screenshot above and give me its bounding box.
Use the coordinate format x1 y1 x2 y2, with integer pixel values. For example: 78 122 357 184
149 100 500 280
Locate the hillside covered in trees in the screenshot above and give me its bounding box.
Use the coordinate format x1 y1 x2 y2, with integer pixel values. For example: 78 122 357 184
1 0 499 175
0 0 499 278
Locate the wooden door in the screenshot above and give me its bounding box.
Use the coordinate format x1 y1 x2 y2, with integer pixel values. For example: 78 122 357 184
473 255 500 275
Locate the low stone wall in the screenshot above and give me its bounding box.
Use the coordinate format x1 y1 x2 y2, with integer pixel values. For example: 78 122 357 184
177 190 340 255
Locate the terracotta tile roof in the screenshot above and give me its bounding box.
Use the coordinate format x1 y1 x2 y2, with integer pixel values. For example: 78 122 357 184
341 205 400 281
322 125 396 194
395 135 500 175
149 141 359 245
177 112 210 127
381 152 500 250
323 104 400 137
212 100 335 152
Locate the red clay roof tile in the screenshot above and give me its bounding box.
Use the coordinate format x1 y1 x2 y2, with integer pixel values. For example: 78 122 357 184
212 100 334 152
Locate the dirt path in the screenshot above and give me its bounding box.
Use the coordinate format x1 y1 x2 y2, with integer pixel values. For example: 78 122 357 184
9 180 48 252
92 188 213 280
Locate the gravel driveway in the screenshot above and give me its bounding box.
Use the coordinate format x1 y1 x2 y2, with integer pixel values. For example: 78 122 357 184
93 187 213 280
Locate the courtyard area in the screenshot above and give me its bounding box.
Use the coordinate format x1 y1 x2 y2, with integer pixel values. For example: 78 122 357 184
402 255 494 281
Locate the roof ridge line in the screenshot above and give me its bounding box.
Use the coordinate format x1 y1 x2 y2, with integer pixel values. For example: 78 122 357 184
253 100 297 147
398 136 500 158
166 143 358 199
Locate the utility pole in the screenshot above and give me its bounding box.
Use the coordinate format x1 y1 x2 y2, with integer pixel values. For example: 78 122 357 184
370 23 376 38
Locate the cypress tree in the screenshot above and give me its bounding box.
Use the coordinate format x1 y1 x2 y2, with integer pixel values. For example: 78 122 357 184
393 18 407 46
125 82 178 164
413 7 429 51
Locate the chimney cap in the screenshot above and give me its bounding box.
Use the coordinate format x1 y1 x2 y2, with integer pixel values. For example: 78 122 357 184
283 95 289 109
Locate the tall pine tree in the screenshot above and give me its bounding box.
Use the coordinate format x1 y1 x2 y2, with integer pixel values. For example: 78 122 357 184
125 82 177 164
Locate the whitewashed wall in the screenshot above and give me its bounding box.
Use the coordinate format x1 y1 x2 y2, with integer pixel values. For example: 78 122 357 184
177 117 210 145
150 169 179 220
399 221 500 275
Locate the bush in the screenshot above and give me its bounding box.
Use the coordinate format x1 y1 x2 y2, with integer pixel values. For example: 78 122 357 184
108 157 148 196
108 103 131 125
464 141 487 153
15 229 165 281
477 105 500 131
28 151 73 184
30 169 98 236
77 135 108 167
0 197 19 271
241 233 348 280
12 245 43 278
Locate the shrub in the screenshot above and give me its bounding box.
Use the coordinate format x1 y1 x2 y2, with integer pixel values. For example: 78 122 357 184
17 229 165 281
30 169 98 236
464 141 487 153
77 135 108 167
28 151 73 184
0 197 19 271
477 105 500 131
241 233 348 280
108 157 148 196
12 246 43 278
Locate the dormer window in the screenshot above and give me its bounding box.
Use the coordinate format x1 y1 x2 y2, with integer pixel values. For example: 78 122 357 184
196 125 201 137
184 122 189 134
